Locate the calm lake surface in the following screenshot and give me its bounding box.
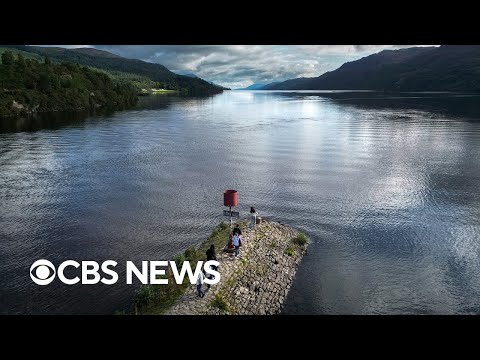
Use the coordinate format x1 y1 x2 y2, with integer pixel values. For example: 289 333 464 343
1 90 480 314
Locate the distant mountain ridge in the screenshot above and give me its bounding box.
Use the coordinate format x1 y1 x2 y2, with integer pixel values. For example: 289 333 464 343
263 46 480 91
4 46 226 95
60 47 122 59
174 70 198 78
237 82 280 90
173 70 227 88
260 81 283 90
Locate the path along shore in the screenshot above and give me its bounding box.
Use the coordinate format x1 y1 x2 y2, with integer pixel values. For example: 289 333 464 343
165 219 307 315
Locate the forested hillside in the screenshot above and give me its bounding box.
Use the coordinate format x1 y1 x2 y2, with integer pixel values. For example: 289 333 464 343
0 51 137 117
5 46 226 95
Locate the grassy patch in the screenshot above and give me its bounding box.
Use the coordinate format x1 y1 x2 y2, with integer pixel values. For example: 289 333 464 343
292 233 308 247
184 246 201 262
285 247 295 257
173 253 186 267
134 284 156 308
134 272 189 315
256 264 268 277
210 292 230 312
219 221 228 230
224 276 237 289
133 221 232 315
198 221 231 257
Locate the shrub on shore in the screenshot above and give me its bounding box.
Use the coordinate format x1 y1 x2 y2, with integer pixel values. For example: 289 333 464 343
285 247 295 257
210 292 229 312
293 233 308 246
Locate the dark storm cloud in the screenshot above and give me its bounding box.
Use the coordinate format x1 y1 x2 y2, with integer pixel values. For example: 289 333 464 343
86 45 432 88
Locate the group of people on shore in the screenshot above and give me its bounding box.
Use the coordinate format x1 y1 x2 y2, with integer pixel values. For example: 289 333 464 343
196 207 259 297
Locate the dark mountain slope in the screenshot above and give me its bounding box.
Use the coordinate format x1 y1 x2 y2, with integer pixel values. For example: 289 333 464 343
265 46 480 91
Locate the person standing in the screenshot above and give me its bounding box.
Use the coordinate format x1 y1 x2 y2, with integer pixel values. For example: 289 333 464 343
206 244 217 261
250 207 258 228
205 244 217 289
232 232 241 257
196 270 205 298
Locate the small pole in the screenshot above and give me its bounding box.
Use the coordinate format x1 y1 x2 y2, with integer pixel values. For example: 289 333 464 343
230 205 232 227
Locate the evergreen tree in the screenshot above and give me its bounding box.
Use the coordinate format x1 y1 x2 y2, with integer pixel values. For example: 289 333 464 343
1 51 15 65
17 54 26 67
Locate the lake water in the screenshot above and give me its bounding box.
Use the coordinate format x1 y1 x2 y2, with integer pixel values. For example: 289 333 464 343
1 90 480 314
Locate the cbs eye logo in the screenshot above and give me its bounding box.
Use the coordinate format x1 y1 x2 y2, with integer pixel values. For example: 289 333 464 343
30 259 56 285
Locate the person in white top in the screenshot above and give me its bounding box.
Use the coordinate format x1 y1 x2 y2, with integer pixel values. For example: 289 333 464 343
196 270 205 298
232 233 241 257
250 207 258 228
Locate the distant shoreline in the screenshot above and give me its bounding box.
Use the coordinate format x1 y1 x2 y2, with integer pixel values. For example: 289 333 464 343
138 88 180 96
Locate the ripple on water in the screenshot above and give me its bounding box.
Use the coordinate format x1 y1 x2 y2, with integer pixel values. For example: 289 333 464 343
1 91 480 314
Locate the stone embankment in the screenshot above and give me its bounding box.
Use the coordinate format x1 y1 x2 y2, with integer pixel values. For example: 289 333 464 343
165 220 307 315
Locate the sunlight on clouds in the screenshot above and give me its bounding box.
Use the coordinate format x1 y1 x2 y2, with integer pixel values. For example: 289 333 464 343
84 45 439 89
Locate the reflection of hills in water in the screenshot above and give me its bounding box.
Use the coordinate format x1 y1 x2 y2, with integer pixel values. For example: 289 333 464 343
0 110 98 133
268 91 480 122
3 91 480 134
0 94 216 134
0 96 176 134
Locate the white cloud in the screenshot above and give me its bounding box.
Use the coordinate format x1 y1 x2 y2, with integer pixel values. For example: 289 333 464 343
79 45 437 88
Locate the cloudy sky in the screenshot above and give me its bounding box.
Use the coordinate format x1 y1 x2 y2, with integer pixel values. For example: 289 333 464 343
57 45 431 88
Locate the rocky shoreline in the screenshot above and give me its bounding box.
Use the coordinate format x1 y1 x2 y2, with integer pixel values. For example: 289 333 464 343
165 219 308 315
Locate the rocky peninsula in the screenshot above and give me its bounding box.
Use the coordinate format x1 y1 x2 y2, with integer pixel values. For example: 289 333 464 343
164 219 308 315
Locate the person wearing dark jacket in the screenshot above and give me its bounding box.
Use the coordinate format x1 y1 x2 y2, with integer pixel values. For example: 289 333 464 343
205 244 217 289
206 244 216 261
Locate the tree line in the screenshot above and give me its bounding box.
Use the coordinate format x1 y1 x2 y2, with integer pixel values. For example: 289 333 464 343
0 51 137 117
4 45 226 96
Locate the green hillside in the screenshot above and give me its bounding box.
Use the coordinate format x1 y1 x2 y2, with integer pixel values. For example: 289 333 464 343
5 46 226 95
0 47 44 62
0 51 137 117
